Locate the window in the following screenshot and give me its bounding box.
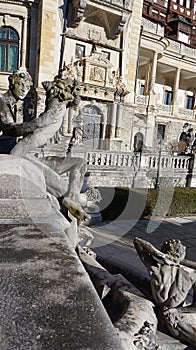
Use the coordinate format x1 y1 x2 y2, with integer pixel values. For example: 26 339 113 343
186 0 191 9
102 51 110 60
164 90 173 105
177 0 191 6
157 124 166 140
186 95 194 109
140 84 145 95
75 44 85 59
0 26 19 72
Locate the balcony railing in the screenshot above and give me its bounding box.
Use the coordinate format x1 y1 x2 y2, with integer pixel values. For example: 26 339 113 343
141 154 191 171
97 0 131 9
135 95 149 106
157 104 172 114
178 108 195 119
87 150 191 173
86 151 141 168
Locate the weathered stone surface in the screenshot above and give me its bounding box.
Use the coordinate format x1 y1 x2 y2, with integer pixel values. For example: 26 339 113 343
0 155 53 219
0 155 47 199
79 247 158 350
0 199 52 219
0 222 124 350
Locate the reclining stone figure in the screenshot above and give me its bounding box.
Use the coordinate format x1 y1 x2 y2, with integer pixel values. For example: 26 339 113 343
134 237 196 347
0 70 88 221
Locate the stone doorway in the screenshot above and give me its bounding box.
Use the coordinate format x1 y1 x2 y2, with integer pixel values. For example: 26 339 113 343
82 104 102 149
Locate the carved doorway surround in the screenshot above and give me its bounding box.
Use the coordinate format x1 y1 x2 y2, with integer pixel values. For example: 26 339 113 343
82 104 103 149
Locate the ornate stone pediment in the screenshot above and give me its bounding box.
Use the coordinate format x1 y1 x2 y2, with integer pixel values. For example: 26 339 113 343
83 51 113 86
61 54 128 102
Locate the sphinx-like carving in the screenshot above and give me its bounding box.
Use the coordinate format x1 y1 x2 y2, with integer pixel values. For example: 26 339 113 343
0 70 88 221
134 237 196 347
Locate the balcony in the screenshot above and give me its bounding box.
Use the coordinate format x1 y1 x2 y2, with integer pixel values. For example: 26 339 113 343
67 0 132 38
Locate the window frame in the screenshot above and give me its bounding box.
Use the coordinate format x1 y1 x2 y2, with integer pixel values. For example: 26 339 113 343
186 95 195 109
75 43 85 59
163 90 173 105
0 26 19 72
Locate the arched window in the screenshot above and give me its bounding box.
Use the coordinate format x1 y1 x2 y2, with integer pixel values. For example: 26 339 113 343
0 26 19 72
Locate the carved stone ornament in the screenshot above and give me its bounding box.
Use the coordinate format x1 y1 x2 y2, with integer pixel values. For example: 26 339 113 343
84 51 113 87
69 0 87 28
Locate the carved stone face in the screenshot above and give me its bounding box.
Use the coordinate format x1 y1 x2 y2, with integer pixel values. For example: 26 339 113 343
9 71 32 100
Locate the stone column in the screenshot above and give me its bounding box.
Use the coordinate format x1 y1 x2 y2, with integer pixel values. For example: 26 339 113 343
62 108 69 135
108 103 117 138
68 108 74 134
172 67 181 114
115 104 122 138
20 15 28 69
100 122 106 140
145 113 156 148
149 51 158 94
123 0 143 104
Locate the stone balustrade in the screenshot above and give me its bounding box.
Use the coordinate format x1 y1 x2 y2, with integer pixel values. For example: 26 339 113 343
86 151 193 188
100 0 131 8
87 151 141 168
135 94 149 106
178 107 195 120
141 153 191 171
87 150 191 172
156 104 172 114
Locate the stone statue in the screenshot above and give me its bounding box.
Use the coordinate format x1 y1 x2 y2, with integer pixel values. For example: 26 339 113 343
0 70 89 221
0 70 33 153
134 237 196 347
114 76 129 102
179 123 194 153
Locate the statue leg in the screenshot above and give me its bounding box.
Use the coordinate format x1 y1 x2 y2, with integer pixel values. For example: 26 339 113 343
162 307 196 347
39 156 89 221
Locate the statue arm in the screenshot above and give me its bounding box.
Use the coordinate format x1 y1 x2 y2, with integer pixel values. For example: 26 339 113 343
134 237 172 267
1 110 50 137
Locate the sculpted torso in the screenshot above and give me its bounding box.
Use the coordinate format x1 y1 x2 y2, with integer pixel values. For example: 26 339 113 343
150 263 196 308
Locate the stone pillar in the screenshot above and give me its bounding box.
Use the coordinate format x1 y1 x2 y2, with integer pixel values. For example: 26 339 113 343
115 104 122 138
108 103 117 138
68 108 74 134
173 67 180 103
145 112 156 148
100 122 106 140
62 108 69 135
149 51 158 94
145 60 151 95
20 16 28 69
123 0 143 104
172 67 181 114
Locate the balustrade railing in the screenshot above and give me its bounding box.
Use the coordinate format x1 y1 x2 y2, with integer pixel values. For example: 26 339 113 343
141 154 191 171
178 108 195 118
87 151 191 173
87 151 141 168
157 104 172 114
99 0 131 8
135 95 149 106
